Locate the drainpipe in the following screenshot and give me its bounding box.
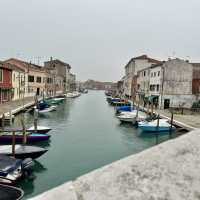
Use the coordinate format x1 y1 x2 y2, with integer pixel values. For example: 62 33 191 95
160 66 165 109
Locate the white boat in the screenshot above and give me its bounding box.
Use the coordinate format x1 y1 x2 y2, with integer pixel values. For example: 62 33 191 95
53 97 65 101
27 125 52 134
66 92 81 98
138 119 176 132
38 106 56 114
117 111 146 124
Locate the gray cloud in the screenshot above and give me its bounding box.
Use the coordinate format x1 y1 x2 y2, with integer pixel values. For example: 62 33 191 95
0 0 199 81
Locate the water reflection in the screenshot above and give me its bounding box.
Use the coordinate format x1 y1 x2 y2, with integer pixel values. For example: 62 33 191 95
17 161 47 197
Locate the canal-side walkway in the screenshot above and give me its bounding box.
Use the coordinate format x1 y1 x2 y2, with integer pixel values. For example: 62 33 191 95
31 129 200 200
157 109 200 130
0 96 35 117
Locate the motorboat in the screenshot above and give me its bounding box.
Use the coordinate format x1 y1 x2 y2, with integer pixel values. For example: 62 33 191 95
0 145 48 159
0 155 33 185
37 101 57 114
138 119 176 132
0 133 51 144
38 106 56 114
66 92 81 98
0 184 24 200
117 111 146 124
115 105 132 115
0 155 22 185
27 125 51 134
111 101 131 107
82 89 88 93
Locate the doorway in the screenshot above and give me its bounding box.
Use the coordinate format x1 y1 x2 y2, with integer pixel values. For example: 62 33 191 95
164 99 170 109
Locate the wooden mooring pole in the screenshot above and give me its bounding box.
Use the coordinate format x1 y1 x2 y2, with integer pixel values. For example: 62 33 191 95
34 108 38 133
1 114 5 130
21 118 27 144
12 131 16 157
156 115 160 144
169 111 174 139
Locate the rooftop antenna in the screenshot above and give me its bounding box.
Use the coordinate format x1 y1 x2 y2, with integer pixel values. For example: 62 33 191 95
172 51 176 59
36 56 41 65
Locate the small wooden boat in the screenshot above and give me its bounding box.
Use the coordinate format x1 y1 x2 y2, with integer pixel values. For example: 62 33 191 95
27 126 51 134
0 133 51 143
138 119 176 132
0 145 48 159
0 184 24 200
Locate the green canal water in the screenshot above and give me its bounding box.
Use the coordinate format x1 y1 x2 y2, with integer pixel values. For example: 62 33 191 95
13 91 172 199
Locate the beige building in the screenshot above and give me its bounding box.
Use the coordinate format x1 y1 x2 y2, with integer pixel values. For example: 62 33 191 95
44 58 71 94
123 55 161 99
10 64 27 100
6 58 54 97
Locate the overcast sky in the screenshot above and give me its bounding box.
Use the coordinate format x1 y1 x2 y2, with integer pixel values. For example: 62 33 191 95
0 0 199 81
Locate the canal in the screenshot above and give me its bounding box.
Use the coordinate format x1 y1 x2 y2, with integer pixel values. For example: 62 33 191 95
14 91 172 199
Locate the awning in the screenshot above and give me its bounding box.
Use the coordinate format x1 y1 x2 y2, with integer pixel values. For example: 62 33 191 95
148 95 158 102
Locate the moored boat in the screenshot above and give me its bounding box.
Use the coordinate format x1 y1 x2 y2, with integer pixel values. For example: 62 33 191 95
0 145 48 159
38 106 56 114
0 184 24 200
111 101 131 107
66 91 81 98
0 133 51 144
138 119 176 132
27 125 52 134
117 111 146 124
0 155 23 185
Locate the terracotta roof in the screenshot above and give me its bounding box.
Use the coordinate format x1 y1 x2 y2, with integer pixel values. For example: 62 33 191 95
0 61 12 70
125 54 162 68
5 58 45 72
45 59 71 69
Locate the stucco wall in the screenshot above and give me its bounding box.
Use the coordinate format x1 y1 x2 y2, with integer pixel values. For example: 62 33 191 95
163 59 193 95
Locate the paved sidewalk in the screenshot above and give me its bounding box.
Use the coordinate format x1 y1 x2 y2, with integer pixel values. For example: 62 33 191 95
0 97 35 116
157 109 200 129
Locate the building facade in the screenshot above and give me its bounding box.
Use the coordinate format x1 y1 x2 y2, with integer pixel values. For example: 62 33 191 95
6 58 54 98
0 61 12 103
44 58 71 94
136 58 200 109
123 55 161 99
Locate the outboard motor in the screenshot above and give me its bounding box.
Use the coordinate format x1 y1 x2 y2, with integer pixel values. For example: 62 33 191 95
22 158 34 177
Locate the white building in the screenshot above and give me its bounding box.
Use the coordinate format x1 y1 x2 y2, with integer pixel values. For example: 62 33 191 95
123 55 161 98
137 58 200 109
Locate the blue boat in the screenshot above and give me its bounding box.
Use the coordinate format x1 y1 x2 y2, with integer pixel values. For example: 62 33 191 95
116 105 132 112
138 119 176 132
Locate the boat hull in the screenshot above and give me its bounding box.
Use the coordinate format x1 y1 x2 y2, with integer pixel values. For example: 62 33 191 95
0 184 24 200
139 126 176 132
27 126 51 134
117 116 136 123
0 134 51 144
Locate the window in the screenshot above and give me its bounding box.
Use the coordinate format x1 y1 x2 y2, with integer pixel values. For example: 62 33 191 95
36 76 41 83
151 72 153 77
158 71 160 76
157 85 159 91
0 69 3 82
28 75 34 82
144 71 146 77
154 72 156 77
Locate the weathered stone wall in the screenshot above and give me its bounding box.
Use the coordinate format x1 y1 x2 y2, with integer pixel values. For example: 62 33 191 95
163 59 193 95
31 129 200 200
